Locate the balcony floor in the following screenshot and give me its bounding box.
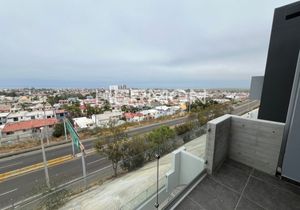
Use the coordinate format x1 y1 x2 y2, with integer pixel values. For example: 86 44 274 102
175 159 300 210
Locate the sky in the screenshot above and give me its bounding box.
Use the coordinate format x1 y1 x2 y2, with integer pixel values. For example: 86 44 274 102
0 0 297 89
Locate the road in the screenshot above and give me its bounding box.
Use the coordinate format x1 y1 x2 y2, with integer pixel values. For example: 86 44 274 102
0 117 187 209
0 117 187 174
0 154 111 208
0 100 260 209
231 100 260 115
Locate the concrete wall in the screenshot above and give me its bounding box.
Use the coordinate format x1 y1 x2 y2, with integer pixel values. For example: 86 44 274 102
138 148 205 210
230 116 284 175
206 115 285 175
250 76 264 100
205 114 231 174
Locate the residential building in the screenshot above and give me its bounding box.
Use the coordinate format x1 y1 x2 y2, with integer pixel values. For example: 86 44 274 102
124 112 144 122
0 112 9 125
73 117 95 129
1 118 58 142
92 111 123 127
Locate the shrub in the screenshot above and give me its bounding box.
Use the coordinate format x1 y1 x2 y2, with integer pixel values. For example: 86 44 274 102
52 123 64 138
174 122 194 135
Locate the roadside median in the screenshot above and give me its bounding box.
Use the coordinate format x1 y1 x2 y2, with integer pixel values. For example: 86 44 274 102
0 154 74 182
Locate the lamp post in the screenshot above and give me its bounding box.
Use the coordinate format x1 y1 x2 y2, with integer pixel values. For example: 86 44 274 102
40 127 50 189
154 145 160 209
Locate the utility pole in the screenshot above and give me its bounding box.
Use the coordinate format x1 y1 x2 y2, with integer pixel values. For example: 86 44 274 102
80 143 87 189
43 101 50 145
40 127 50 189
204 89 207 105
188 90 191 113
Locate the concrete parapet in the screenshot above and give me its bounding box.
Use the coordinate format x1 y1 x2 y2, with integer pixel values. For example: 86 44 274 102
206 115 285 175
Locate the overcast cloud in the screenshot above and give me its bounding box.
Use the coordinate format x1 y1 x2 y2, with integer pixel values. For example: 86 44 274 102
0 0 296 88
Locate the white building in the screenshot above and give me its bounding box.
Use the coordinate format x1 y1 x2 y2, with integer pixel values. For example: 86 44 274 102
0 112 9 125
73 117 95 129
92 111 123 127
6 110 56 123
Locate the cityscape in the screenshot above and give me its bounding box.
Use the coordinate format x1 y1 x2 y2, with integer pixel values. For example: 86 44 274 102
1 1 300 210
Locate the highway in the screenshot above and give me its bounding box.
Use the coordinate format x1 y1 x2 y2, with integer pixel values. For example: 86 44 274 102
0 117 187 174
0 117 187 209
0 100 259 209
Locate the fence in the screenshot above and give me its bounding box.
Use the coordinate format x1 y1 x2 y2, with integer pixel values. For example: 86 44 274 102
0 128 54 146
3 164 114 210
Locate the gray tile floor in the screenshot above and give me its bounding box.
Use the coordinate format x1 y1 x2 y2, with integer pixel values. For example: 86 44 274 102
175 159 300 210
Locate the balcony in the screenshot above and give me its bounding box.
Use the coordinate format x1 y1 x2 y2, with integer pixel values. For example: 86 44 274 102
162 114 300 210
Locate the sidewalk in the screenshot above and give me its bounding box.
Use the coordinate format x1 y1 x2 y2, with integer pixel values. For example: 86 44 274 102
61 135 207 210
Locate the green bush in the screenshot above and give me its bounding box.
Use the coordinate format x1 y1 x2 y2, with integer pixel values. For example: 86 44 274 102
175 123 194 135
52 123 64 138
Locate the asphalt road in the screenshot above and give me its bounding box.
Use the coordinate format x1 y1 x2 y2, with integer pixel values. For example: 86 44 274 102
0 154 111 209
231 100 260 115
0 117 187 174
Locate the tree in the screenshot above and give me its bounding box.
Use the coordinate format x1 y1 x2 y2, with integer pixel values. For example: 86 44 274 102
120 137 146 171
94 121 127 176
52 123 64 138
107 120 127 141
146 126 176 158
102 100 111 112
174 122 194 135
47 95 64 106
95 139 123 177
85 104 102 117
63 103 82 118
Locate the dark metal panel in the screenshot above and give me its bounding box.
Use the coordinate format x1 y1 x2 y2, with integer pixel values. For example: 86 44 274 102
258 1 300 123
282 53 300 183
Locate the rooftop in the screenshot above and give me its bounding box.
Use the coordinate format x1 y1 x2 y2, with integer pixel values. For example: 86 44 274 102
0 112 9 118
2 118 58 133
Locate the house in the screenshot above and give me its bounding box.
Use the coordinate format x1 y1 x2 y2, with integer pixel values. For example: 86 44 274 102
6 110 57 123
124 112 144 122
0 105 11 113
92 111 123 127
55 109 68 120
6 111 28 123
155 105 180 116
139 109 160 119
73 117 95 129
1 118 58 141
0 112 9 125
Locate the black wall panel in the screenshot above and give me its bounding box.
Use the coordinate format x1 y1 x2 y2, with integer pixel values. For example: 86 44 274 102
258 1 300 123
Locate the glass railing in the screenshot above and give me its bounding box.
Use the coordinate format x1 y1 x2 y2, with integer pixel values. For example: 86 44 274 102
119 177 166 210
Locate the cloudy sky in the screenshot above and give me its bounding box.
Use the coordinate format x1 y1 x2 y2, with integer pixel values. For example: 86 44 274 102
0 0 296 88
